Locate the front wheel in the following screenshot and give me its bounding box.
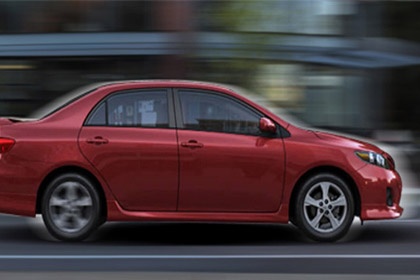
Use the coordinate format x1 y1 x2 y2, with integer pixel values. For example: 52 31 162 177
294 173 355 242
41 173 102 241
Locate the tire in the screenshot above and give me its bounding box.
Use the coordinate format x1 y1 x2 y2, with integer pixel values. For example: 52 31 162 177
41 173 102 241
294 173 355 242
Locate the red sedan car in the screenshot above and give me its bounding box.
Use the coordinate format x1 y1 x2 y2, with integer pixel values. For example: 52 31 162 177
0 80 402 241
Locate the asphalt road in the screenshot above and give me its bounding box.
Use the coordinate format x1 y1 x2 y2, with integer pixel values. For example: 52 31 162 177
0 214 420 274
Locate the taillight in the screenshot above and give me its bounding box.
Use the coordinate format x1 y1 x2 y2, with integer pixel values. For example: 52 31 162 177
0 138 15 153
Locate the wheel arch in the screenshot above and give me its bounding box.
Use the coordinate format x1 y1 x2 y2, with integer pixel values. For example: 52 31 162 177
36 165 107 219
288 165 361 222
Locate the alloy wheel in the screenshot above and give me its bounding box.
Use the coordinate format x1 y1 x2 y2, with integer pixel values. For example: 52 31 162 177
303 181 348 233
48 181 93 233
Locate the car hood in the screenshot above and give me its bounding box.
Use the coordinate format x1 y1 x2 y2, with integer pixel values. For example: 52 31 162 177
313 130 383 154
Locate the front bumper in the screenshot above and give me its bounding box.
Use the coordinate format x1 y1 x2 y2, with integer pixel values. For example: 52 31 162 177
356 164 403 220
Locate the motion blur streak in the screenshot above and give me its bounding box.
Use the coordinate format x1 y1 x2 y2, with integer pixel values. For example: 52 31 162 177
0 273 418 280
2 254 420 259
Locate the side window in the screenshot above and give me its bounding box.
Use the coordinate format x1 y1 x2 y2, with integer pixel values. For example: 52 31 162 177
86 103 106 126
86 90 169 128
178 90 262 136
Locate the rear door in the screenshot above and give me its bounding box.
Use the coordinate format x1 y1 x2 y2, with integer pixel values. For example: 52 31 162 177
78 88 179 211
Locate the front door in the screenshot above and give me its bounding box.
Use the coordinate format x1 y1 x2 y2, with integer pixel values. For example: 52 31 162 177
175 89 285 212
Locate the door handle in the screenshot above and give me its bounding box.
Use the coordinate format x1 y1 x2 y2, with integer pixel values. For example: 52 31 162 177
181 140 203 149
86 136 109 145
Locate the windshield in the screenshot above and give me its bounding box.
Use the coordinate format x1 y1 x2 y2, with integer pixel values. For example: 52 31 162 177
29 83 103 119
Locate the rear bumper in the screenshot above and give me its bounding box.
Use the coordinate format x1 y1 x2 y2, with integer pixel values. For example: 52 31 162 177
357 164 403 220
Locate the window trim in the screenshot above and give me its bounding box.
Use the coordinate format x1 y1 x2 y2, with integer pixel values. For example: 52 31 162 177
84 88 175 129
173 88 285 138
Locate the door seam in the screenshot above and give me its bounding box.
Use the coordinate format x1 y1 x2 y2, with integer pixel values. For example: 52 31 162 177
171 87 181 211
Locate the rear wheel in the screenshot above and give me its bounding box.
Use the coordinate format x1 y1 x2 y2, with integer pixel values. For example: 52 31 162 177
294 173 355 242
41 173 102 241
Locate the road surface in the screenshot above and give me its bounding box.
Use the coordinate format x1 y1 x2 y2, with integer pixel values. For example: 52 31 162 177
0 214 419 274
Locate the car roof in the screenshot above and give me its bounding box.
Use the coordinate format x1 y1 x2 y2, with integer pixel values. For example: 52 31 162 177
93 79 235 92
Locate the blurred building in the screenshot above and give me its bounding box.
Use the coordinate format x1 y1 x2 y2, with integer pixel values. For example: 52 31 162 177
1 0 420 138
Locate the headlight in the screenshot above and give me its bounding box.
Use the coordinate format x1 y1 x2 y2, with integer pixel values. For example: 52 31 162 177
355 151 389 169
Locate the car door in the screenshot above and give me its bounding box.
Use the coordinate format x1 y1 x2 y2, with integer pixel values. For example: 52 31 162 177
175 89 285 212
78 88 179 211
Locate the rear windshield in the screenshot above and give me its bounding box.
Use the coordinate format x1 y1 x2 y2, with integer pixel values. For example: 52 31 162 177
29 83 102 119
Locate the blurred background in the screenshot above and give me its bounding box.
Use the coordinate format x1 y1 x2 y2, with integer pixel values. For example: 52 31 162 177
0 0 420 205
1 1 420 278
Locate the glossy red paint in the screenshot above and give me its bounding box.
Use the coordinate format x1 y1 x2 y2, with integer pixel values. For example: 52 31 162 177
177 129 285 212
0 80 403 224
259 117 276 133
79 126 179 211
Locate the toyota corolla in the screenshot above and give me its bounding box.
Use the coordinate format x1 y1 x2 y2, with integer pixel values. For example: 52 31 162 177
0 80 403 241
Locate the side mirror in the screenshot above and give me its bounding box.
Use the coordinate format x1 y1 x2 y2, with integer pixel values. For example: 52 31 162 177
259 117 276 134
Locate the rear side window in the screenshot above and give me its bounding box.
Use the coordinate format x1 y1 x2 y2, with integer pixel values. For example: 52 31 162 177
85 90 169 128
